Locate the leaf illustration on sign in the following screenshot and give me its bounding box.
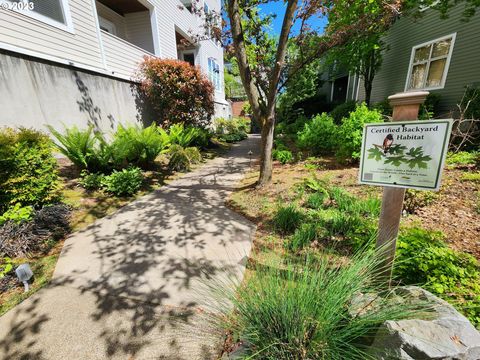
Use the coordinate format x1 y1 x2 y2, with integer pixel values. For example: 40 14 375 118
406 147 423 158
388 144 407 155
384 156 405 167
407 155 432 169
368 147 383 161
367 144 432 169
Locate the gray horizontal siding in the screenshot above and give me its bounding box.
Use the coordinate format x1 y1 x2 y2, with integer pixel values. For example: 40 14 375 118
362 4 480 114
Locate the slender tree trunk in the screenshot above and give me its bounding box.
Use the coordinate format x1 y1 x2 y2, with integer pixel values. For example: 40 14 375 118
365 80 372 107
258 115 275 186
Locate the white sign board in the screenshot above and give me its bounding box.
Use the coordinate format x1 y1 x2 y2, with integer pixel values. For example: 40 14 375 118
359 119 452 191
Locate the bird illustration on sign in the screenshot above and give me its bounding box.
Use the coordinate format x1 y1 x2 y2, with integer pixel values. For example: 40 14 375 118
368 135 432 169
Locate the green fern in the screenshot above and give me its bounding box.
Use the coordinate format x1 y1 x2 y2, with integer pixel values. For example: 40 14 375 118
47 125 96 169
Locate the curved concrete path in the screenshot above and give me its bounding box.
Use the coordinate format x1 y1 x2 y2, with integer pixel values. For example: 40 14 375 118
0 135 260 360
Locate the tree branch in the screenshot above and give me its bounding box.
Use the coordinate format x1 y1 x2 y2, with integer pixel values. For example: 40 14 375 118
266 0 298 113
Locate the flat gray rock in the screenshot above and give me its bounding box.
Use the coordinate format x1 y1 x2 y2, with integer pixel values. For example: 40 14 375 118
370 286 480 360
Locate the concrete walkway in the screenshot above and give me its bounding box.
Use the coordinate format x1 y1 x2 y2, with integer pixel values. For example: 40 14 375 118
0 135 260 360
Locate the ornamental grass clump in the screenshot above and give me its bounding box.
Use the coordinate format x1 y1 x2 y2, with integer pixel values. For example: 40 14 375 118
273 205 304 234
223 249 427 360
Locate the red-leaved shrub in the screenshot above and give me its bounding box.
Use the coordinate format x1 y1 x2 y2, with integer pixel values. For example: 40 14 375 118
137 58 215 127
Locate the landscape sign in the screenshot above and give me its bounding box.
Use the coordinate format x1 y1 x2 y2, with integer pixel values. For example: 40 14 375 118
359 119 453 191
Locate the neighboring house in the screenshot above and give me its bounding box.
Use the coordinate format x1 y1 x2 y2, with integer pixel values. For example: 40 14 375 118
0 0 230 132
323 4 480 115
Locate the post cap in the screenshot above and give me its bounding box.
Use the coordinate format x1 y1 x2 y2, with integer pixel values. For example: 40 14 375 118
388 91 429 106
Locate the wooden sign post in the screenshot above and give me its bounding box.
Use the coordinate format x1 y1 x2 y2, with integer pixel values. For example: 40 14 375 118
375 91 429 285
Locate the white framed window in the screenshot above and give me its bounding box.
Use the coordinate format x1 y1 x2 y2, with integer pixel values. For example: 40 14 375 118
7 0 74 33
208 57 221 91
181 0 193 12
405 33 456 91
98 16 116 35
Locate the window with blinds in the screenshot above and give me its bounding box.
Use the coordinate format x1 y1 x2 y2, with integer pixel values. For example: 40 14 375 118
406 34 456 91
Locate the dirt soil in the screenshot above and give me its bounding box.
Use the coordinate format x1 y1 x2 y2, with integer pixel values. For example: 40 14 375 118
233 157 480 260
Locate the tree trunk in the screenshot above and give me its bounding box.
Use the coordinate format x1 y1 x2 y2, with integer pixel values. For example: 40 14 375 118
258 115 275 186
364 80 373 107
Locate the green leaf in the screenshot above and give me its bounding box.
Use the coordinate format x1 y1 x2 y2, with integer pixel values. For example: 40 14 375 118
407 155 432 169
388 144 407 155
367 147 383 161
384 156 405 167
406 147 424 158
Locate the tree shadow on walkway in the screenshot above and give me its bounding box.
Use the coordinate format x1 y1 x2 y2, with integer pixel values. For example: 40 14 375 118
0 136 261 360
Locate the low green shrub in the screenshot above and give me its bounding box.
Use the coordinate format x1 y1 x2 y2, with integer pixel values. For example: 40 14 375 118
276 115 310 138
102 167 143 197
168 145 202 172
0 127 60 212
214 117 249 143
330 100 357 124
336 104 383 161
403 189 438 214
446 151 479 168
305 191 328 209
372 98 393 117
0 204 34 226
0 257 13 279
111 123 169 169
461 172 480 182
225 249 426 359
296 113 337 155
287 223 318 251
273 205 303 234
419 93 442 120
272 149 293 164
218 132 248 143
215 117 250 134
79 171 105 191
318 210 364 238
394 227 480 326
300 181 380 250
303 176 330 192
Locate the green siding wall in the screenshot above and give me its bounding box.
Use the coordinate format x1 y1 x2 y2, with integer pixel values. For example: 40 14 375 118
358 5 480 114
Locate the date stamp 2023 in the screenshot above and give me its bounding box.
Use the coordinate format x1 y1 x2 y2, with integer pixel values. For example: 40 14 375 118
1 1 35 11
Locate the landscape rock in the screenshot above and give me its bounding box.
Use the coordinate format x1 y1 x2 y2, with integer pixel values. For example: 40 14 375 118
369 286 480 359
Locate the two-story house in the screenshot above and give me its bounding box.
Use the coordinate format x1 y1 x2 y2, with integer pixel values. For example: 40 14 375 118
0 0 230 132
323 4 480 116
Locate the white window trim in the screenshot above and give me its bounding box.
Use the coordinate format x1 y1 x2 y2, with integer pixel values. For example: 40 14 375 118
7 0 74 33
404 32 456 92
208 57 222 92
98 16 116 35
